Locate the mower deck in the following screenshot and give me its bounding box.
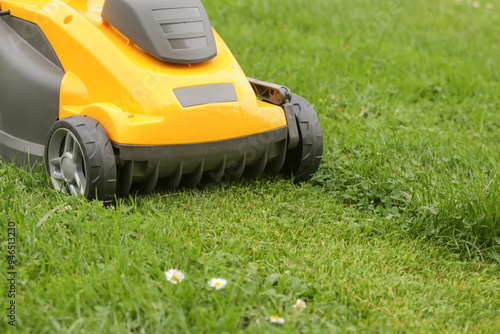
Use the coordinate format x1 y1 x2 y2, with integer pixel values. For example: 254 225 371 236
0 0 323 201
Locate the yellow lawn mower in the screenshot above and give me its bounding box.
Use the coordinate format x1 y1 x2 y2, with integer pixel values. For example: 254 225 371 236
0 0 323 202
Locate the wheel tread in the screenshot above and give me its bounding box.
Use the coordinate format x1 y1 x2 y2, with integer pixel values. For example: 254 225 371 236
45 115 117 202
281 94 323 182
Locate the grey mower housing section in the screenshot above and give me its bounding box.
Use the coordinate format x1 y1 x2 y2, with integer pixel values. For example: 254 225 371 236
0 16 64 166
112 127 288 196
102 0 217 64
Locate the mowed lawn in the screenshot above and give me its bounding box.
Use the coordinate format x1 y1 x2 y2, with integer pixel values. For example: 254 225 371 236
1 0 500 332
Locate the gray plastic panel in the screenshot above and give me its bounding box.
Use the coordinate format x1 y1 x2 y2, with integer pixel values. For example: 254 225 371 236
113 127 287 184
174 84 237 107
0 131 44 156
0 17 64 163
102 0 217 64
2 16 63 70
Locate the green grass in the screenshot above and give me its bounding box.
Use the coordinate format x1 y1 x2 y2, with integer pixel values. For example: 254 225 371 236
1 0 500 332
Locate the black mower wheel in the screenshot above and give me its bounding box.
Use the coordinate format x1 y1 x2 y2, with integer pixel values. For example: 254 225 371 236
282 94 323 182
45 116 117 202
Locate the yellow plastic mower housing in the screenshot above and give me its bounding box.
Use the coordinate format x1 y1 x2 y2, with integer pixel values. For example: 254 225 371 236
0 0 323 202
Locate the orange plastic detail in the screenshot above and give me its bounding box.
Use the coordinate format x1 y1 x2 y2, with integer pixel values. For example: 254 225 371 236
2 0 287 145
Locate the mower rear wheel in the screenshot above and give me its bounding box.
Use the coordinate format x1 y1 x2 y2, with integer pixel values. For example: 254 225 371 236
282 94 323 182
45 116 117 202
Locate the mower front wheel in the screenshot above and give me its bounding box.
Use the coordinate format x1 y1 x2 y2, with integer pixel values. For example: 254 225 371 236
45 116 117 202
282 94 323 182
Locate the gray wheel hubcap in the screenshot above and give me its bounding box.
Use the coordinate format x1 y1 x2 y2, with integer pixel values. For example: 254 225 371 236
47 129 87 196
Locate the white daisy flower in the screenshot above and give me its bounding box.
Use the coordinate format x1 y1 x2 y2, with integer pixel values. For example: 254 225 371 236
207 278 227 290
164 269 184 285
292 298 307 311
268 315 285 324
472 1 480 8
486 3 494 9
